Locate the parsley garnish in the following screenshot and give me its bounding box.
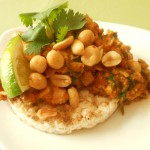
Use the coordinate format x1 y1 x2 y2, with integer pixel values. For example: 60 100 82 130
19 1 86 54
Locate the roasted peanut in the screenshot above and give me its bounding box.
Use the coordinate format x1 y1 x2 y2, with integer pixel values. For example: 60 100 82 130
37 106 57 120
46 50 64 69
128 60 141 72
50 74 72 87
53 36 74 50
30 55 47 73
71 39 84 55
81 45 103 66
102 51 122 67
29 73 47 90
78 29 95 47
68 86 79 108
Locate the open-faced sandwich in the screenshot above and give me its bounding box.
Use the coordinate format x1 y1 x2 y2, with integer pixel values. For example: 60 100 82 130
0 2 150 134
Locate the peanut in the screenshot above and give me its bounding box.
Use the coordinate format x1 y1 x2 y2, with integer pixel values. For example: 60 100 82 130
30 55 47 73
81 45 103 66
37 106 57 120
68 86 79 108
53 36 74 50
78 29 95 47
50 74 72 87
102 51 122 67
46 50 64 69
29 73 47 90
71 39 84 55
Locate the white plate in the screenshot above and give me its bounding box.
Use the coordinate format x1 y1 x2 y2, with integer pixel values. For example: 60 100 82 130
0 22 150 150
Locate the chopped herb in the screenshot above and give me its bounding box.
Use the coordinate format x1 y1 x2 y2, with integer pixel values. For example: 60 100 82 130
72 56 81 62
38 98 45 103
71 71 82 78
71 76 78 85
107 73 115 86
118 89 127 98
113 32 118 38
107 73 114 81
123 51 129 59
98 34 103 39
127 76 136 90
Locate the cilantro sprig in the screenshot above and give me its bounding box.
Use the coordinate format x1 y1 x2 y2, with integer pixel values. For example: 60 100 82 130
19 1 86 54
19 2 68 27
53 9 86 42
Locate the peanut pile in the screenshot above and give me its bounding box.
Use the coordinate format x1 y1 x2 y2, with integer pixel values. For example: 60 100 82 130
22 13 150 113
23 27 124 109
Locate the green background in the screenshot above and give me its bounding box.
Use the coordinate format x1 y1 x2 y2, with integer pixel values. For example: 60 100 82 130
0 0 150 35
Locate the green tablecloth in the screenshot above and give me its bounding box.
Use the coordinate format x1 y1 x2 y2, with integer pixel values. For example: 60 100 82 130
0 0 150 35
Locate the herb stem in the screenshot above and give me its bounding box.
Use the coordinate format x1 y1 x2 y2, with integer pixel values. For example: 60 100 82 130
44 19 54 42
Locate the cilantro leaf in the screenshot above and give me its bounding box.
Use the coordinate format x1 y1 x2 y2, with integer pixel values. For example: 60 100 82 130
21 23 50 54
21 23 50 42
66 10 86 30
19 1 86 54
19 1 68 27
25 41 49 54
53 9 86 42
19 13 38 27
19 1 69 54
53 9 86 31
56 26 68 43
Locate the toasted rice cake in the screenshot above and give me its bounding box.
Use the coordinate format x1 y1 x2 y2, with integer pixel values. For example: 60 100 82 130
8 89 118 134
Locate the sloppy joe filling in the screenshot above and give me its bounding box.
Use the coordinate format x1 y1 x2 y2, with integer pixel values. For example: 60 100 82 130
0 16 150 114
